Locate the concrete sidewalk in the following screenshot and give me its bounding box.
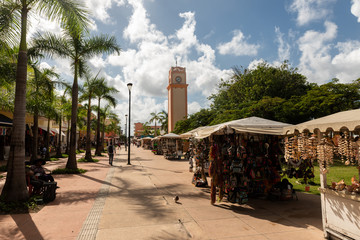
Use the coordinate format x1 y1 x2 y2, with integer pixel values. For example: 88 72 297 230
0 147 325 240
96 147 324 240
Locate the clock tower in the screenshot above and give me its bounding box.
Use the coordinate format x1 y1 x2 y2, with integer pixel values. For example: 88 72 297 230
167 66 188 133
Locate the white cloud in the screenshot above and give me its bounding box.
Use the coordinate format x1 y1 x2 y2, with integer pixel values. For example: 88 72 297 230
85 0 125 23
188 102 202 115
217 30 260 56
297 21 337 83
296 21 360 84
288 0 336 26
275 27 290 62
351 0 360 22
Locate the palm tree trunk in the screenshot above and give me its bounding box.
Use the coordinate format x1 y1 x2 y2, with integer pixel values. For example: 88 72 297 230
31 109 39 162
95 99 101 156
66 67 79 169
66 120 70 154
154 122 157 137
101 121 105 152
56 115 62 157
1 5 29 202
45 118 50 160
85 97 92 160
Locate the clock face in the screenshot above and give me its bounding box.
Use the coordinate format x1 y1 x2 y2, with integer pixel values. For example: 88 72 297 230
175 76 182 83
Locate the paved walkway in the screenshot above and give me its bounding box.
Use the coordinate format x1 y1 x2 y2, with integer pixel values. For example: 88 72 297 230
0 147 325 240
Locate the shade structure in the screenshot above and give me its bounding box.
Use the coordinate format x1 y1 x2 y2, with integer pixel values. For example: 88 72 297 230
0 114 12 127
192 117 292 139
283 108 360 134
159 133 181 139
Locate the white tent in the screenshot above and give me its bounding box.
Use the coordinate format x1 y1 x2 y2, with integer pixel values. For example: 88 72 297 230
193 117 292 139
159 133 181 139
283 108 360 134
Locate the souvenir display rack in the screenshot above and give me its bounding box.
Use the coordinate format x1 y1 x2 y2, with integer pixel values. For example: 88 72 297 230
283 108 360 240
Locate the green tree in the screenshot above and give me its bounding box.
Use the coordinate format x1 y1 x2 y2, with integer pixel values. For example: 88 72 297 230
1 0 89 202
26 64 59 162
149 112 161 137
31 25 120 169
93 79 118 155
159 110 168 134
79 71 101 161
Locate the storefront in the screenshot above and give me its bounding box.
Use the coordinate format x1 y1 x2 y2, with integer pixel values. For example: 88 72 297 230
283 108 360 240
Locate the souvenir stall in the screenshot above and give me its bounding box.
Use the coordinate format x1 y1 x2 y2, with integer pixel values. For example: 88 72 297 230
283 109 360 240
151 137 162 155
190 117 291 205
159 133 183 159
140 137 153 150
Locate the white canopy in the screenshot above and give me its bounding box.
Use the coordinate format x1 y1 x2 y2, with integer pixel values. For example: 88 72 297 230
159 133 181 139
184 117 292 139
283 108 360 134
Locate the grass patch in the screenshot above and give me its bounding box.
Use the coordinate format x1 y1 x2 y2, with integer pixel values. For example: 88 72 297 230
52 168 87 174
0 196 42 214
61 154 69 158
0 175 3 179
285 164 359 195
77 158 99 163
50 157 59 161
76 150 85 154
0 165 7 172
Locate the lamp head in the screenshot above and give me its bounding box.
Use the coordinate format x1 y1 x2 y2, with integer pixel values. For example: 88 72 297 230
127 83 133 91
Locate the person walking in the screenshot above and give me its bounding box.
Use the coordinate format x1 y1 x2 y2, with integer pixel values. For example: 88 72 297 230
108 141 114 166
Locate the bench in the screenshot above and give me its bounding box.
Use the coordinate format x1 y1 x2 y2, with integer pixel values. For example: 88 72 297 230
26 168 57 203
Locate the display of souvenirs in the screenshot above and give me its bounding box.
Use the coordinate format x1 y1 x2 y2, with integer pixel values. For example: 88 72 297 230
330 176 360 194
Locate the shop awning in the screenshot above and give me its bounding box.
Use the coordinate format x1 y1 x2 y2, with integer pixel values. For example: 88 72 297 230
0 114 12 127
194 117 292 139
283 108 360 134
159 133 181 139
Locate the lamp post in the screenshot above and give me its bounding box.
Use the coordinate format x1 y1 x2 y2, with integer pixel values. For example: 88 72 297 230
125 114 128 151
127 83 132 165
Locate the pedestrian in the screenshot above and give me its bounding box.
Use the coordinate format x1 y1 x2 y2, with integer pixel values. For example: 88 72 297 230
108 141 114 166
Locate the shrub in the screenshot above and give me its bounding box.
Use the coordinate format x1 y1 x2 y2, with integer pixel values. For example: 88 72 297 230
52 168 87 174
77 158 99 163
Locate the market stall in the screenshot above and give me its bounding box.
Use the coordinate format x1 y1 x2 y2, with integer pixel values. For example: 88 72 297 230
151 137 162 155
159 133 183 159
140 137 153 150
188 117 292 205
283 108 360 240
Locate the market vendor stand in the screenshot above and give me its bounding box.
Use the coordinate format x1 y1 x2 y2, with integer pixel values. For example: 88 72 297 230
188 117 292 204
159 133 183 159
284 108 360 240
140 137 153 149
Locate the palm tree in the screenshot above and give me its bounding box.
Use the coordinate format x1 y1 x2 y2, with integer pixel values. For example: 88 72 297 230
1 0 89 202
100 105 117 149
94 79 118 156
26 64 59 162
159 110 168 134
31 24 120 169
149 112 161 137
55 85 71 157
79 71 101 161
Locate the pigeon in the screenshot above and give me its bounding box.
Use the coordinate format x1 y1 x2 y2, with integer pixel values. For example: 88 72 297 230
173 195 179 203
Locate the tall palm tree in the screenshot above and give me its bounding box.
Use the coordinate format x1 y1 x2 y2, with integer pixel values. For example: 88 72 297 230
149 111 161 137
55 85 71 157
1 0 89 202
31 25 120 169
79 71 101 161
159 110 168 134
26 64 59 162
94 79 118 156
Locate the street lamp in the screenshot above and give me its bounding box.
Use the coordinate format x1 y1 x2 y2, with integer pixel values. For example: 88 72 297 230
125 114 128 151
127 83 133 165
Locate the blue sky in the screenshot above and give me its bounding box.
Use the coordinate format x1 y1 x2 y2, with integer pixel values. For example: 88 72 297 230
31 0 360 133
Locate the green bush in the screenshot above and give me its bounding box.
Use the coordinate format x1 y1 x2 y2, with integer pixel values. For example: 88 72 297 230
0 196 41 214
52 168 87 174
77 158 99 163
